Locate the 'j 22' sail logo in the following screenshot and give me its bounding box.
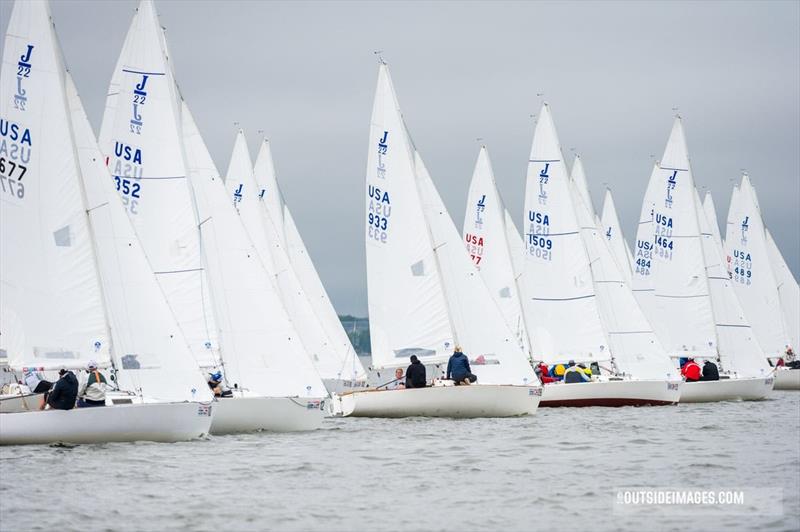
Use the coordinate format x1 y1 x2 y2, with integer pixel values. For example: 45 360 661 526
665 170 677 209
130 75 149 135
740 216 749 245
538 163 549 205
14 45 34 111
233 184 243 204
605 226 612 240
376 131 388 179
474 194 486 229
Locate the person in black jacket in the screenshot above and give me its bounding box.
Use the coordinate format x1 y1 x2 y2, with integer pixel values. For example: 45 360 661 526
700 360 720 381
39 369 78 410
405 355 427 388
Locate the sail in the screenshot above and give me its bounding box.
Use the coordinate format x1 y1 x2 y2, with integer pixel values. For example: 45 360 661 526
631 163 661 322
364 64 453 368
462 147 530 354
570 178 675 380
181 103 326 398
600 188 634 284
725 175 791 357
1 0 110 371
694 187 768 377
253 139 366 384
637 118 717 359
521 104 609 363
416 153 537 385
702 191 724 246
570 155 595 218
224 132 347 386
766 229 799 350
98 0 219 368
505 210 525 280
69 75 211 402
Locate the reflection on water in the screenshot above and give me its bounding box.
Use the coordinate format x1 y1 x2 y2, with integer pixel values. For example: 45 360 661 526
1 392 798 531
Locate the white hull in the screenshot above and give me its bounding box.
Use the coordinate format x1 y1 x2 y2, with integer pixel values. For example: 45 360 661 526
540 379 681 407
0 402 212 446
773 368 800 390
335 384 541 418
210 396 324 434
0 393 44 413
679 376 774 403
322 378 369 396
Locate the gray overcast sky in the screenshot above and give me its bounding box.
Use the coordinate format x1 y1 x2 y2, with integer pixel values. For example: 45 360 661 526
5 0 798 316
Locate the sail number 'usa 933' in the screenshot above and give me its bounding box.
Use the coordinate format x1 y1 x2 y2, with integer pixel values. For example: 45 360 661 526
0 118 32 201
367 131 392 244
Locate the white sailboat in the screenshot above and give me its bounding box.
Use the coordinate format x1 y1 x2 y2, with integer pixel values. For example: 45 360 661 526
636 118 771 402
98 0 325 433
253 141 367 391
725 176 798 390
341 63 541 418
521 104 679 406
0 0 213 445
600 188 635 285
462 146 531 355
765 230 800 389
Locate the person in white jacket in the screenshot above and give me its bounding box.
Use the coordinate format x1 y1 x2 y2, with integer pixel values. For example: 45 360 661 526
77 361 107 407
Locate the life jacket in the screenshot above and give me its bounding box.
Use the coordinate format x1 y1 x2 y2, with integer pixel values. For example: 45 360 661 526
681 361 701 381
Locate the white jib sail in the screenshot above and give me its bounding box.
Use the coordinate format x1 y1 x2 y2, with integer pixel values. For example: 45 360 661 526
570 155 596 219
521 103 609 364
97 0 219 369
694 187 768 377
702 191 724 247
600 188 635 284
638 118 717 359
415 152 537 385
631 162 662 325
725 175 791 358
365 63 455 368
462 146 531 355
505 210 525 281
766 229 799 351
224 132 345 387
182 103 326 398
253 139 366 384
1 0 111 371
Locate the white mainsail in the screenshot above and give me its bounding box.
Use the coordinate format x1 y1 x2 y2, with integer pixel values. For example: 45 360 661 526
766 229 799 350
462 147 531 355
224 132 348 388
181 104 327 398
252 139 366 385
631 162 661 324
570 155 596 219
600 188 635 284
702 191 724 247
505 210 525 280
521 104 609 364
635 118 717 359
98 0 219 369
725 175 791 358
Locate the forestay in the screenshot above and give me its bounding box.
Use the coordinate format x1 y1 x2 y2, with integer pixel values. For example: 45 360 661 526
462 147 531 355
724 175 791 358
600 189 634 284
181 103 326 398
521 104 609 364
765 229 799 350
364 64 453 368
98 0 219 369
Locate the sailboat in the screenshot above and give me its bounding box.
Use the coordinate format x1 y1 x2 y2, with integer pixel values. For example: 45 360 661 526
252 139 368 393
520 104 680 406
634 118 772 402
98 0 326 433
725 176 798 390
462 146 531 355
224 132 363 395
600 188 635 285
0 0 213 444
340 62 541 418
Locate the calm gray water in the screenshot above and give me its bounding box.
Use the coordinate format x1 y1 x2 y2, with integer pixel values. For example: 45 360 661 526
1 392 798 532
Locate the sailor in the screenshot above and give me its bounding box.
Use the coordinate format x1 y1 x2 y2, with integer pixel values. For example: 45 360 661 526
405 355 427 388
77 361 108 407
446 346 477 385
536 362 556 384
563 361 590 383
785 347 800 369
700 360 720 381
208 371 233 397
389 367 406 389
680 358 702 382
23 369 52 394
552 364 566 381
39 369 78 410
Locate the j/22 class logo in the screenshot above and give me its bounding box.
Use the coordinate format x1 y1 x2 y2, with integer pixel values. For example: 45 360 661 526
130 74 148 135
14 45 34 111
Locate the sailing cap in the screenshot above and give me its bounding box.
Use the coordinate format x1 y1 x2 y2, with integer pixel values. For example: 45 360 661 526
87 360 98 370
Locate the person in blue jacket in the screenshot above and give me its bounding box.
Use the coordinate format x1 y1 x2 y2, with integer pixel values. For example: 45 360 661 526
447 346 477 385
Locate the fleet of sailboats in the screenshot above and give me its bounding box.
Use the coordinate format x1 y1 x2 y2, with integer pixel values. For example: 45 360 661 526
0 0 796 445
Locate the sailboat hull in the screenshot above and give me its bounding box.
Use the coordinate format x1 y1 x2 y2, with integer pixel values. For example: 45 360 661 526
679 376 774 402
209 396 324 434
539 379 681 407
774 368 800 390
334 384 541 418
0 402 212 446
0 393 45 413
